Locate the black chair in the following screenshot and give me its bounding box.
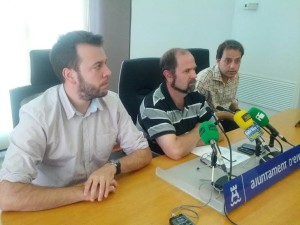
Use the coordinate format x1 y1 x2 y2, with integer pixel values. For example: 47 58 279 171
9 49 60 127
118 57 163 123
188 48 210 74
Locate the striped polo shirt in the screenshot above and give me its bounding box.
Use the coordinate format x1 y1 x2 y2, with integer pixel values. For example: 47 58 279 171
136 82 214 154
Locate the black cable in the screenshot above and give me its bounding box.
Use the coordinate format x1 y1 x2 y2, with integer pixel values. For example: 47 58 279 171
170 184 215 224
276 138 283 153
224 203 238 225
284 140 295 147
200 107 239 224
261 125 295 147
206 107 233 181
218 125 233 181
210 113 240 225
278 135 295 147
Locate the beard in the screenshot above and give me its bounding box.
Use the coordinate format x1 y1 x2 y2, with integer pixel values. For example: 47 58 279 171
77 71 108 101
171 75 196 94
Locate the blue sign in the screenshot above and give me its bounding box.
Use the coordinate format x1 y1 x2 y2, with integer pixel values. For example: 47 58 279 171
223 145 300 213
244 123 263 142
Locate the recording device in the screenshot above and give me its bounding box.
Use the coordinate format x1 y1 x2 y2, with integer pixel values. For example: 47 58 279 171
216 105 234 114
237 143 256 155
169 214 195 225
199 121 229 191
248 107 288 143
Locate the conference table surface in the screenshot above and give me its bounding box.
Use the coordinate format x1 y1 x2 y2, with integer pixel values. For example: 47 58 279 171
0 108 299 225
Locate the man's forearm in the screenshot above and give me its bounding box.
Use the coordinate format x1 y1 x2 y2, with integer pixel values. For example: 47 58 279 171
178 125 201 152
229 102 240 112
0 180 83 211
119 147 152 174
216 111 234 120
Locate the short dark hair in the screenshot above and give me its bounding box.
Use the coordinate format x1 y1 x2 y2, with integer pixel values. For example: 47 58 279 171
216 40 244 60
160 48 190 75
49 30 104 82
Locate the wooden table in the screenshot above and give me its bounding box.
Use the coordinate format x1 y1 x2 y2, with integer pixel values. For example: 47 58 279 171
1 109 299 225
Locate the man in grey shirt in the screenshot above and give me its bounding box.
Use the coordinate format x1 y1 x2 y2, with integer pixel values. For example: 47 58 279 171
0 31 152 211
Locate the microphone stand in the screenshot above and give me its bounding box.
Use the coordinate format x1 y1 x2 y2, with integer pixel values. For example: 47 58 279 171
210 145 218 188
260 126 283 153
206 107 233 182
255 138 265 161
210 142 230 192
243 138 273 167
205 107 233 191
268 135 275 148
255 138 279 164
267 126 281 148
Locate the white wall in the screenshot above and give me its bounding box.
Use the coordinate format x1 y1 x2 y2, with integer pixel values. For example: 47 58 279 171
232 0 300 84
131 0 300 109
131 0 236 65
232 0 300 111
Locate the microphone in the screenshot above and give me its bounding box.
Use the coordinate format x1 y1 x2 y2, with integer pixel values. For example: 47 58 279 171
233 110 256 130
199 121 229 191
233 110 265 143
199 121 220 145
199 121 220 160
233 110 278 163
248 107 287 142
216 106 234 114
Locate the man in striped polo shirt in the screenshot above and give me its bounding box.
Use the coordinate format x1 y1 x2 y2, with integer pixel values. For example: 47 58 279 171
136 48 224 160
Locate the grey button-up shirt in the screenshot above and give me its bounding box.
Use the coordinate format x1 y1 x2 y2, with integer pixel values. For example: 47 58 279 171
0 85 148 187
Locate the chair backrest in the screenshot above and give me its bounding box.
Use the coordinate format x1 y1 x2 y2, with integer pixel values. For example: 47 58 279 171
118 57 163 123
30 49 60 85
9 49 60 127
187 48 210 73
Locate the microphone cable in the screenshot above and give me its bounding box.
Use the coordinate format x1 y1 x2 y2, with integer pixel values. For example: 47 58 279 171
169 182 215 224
217 133 239 225
264 126 295 147
284 140 295 147
280 137 295 148
207 108 239 224
224 204 238 225
170 183 239 225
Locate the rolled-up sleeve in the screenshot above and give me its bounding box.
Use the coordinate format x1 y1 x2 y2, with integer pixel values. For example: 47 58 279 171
0 109 46 183
114 97 149 155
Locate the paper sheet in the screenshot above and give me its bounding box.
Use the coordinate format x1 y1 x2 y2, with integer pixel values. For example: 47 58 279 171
192 145 250 169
